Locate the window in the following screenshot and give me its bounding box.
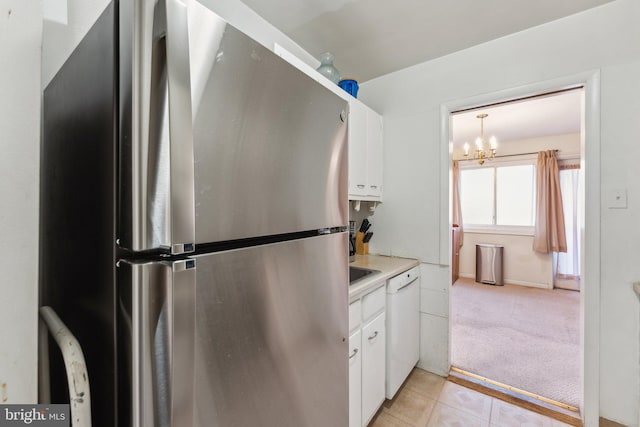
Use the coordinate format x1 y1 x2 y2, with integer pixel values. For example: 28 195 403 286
460 168 494 224
460 164 535 229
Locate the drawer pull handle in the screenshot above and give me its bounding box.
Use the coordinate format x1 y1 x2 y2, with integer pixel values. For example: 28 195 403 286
368 331 379 341
349 348 359 359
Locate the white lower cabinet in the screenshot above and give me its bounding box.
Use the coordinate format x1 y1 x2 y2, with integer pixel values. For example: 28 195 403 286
349 284 386 427
349 330 362 427
361 312 386 426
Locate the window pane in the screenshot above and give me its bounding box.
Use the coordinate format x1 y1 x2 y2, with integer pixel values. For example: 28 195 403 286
496 165 535 226
460 168 494 225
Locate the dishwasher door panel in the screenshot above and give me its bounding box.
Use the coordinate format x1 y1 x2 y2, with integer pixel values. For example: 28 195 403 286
386 279 420 399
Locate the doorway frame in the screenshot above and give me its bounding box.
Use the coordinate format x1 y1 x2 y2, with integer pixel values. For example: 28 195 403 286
440 70 600 427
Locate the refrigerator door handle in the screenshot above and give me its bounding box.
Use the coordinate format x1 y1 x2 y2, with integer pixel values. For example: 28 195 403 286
129 0 195 254
123 259 196 427
168 259 197 427
164 0 196 254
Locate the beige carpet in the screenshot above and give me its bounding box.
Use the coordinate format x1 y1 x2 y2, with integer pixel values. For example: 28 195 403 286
450 278 581 408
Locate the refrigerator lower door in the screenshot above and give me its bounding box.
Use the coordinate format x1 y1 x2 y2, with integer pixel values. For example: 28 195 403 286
192 233 348 426
118 258 197 427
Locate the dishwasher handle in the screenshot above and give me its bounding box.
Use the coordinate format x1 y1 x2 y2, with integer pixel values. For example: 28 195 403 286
396 278 419 293
387 267 420 293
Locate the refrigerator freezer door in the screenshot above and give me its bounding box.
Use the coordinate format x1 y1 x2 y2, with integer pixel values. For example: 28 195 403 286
193 233 348 426
188 7 348 244
118 258 197 427
119 0 196 254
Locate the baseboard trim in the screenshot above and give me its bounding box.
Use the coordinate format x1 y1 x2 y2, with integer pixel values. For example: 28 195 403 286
448 367 582 426
458 273 551 289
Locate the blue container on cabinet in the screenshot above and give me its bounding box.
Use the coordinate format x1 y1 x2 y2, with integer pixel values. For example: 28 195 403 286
338 79 359 98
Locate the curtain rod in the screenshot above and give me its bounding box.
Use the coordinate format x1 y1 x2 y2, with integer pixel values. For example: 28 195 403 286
492 149 558 159
451 87 583 114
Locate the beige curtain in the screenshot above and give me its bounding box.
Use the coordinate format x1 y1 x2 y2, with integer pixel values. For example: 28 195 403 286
533 150 567 253
452 160 463 247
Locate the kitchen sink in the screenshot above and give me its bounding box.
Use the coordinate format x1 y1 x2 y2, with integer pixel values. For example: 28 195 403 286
349 266 380 286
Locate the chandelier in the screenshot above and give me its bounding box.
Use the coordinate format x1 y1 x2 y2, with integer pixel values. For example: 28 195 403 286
463 113 497 165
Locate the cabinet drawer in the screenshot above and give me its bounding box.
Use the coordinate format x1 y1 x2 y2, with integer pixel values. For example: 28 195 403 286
362 285 385 321
349 300 362 332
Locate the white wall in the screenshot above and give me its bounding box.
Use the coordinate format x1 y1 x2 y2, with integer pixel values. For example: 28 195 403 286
361 1 640 425
0 0 42 404
42 0 111 87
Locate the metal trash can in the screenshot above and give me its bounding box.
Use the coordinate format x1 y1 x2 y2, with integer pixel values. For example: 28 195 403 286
476 244 504 285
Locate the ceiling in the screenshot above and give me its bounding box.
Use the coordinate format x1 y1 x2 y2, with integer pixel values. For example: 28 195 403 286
241 0 614 82
451 89 582 148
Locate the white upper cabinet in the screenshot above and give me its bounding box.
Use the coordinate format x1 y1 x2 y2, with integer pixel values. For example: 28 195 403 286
365 107 383 199
348 98 383 201
348 100 368 197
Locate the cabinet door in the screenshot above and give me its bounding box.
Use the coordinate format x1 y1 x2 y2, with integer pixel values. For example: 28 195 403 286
348 100 368 197
366 107 383 199
349 330 362 427
361 312 386 426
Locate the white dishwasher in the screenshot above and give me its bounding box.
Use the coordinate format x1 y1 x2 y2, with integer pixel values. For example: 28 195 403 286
385 266 420 399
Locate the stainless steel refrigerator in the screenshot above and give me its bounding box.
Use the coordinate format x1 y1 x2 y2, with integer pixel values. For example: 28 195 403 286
39 1 349 426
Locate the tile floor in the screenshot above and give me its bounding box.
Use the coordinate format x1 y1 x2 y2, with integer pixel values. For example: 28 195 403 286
370 368 575 427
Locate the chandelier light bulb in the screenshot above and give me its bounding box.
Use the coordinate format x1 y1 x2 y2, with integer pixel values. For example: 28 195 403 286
463 113 497 165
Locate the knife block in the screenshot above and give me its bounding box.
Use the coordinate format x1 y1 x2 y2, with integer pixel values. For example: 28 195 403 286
355 232 368 255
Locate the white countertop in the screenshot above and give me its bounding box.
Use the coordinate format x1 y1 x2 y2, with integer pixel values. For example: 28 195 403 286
349 254 420 301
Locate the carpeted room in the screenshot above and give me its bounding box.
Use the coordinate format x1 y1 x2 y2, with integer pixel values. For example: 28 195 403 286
450 277 580 408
